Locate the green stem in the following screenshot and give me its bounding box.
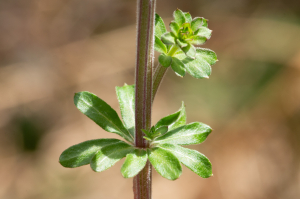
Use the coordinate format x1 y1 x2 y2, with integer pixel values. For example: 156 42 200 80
134 0 156 199
152 45 179 101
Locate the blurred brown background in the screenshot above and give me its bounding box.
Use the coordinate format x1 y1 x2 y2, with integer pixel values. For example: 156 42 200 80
1 0 300 199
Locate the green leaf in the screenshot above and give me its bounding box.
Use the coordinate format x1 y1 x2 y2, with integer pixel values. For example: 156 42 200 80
191 17 205 32
197 48 218 65
202 18 208 27
155 14 167 38
154 36 168 54
155 101 186 131
174 48 217 79
169 21 180 36
158 144 213 178
184 12 192 23
171 57 186 77
176 39 188 48
182 43 196 59
196 27 212 39
153 122 212 145
121 149 148 178
190 35 207 45
158 53 172 67
74 92 133 143
154 126 168 136
161 32 175 45
116 84 135 138
90 141 134 172
173 9 186 27
148 147 182 180
59 139 123 168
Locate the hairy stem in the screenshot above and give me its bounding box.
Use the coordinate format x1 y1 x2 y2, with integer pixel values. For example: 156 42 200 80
152 45 180 101
134 0 156 199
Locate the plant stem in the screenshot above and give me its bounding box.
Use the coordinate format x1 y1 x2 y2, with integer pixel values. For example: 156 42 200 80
134 0 156 199
152 45 180 101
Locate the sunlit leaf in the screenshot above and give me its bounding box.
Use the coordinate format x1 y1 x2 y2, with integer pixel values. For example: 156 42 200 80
184 12 192 23
148 147 182 180
182 43 196 59
74 92 133 143
90 141 134 172
173 9 186 26
158 143 213 178
154 102 186 131
159 53 172 67
121 149 148 178
174 48 217 79
170 21 180 36
153 122 212 145
171 57 186 77
155 14 167 38
59 139 123 168
161 32 175 45
155 36 168 54
116 84 135 137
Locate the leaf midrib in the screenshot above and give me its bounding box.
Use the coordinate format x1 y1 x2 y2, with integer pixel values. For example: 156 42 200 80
81 97 134 142
154 128 208 144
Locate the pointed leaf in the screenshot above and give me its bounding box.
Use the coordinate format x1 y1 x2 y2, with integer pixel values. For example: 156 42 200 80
59 139 123 168
153 122 212 145
121 149 148 178
74 92 133 143
155 36 168 54
190 35 207 45
161 32 175 45
155 101 186 131
158 53 172 67
158 144 212 178
90 141 134 172
170 21 180 36
196 27 212 39
148 147 182 180
171 57 186 77
155 14 167 38
184 12 192 23
174 48 217 79
116 84 135 138
173 9 186 26
197 48 218 65
191 17 206 32
182 43 196 59
176 39 188 48
154 126 168 136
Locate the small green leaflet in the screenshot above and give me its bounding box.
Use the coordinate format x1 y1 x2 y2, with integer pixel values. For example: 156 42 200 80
59 139 123 168
155 36 167 54
116 84 135 137
161 32 176 45
173 9 186 27
174 48 217 79
155 14 167 39
158 53 172 67
158 143 212 178
182 43 196 59
121 149 148 178
154 101 186 131
74 92 134 143
171 57 186 77
148 147 182 180
153 122 212 145
90 141 134 172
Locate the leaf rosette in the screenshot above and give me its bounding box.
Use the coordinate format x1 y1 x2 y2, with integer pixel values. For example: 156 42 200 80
155 9 217 79
59 84 212 180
